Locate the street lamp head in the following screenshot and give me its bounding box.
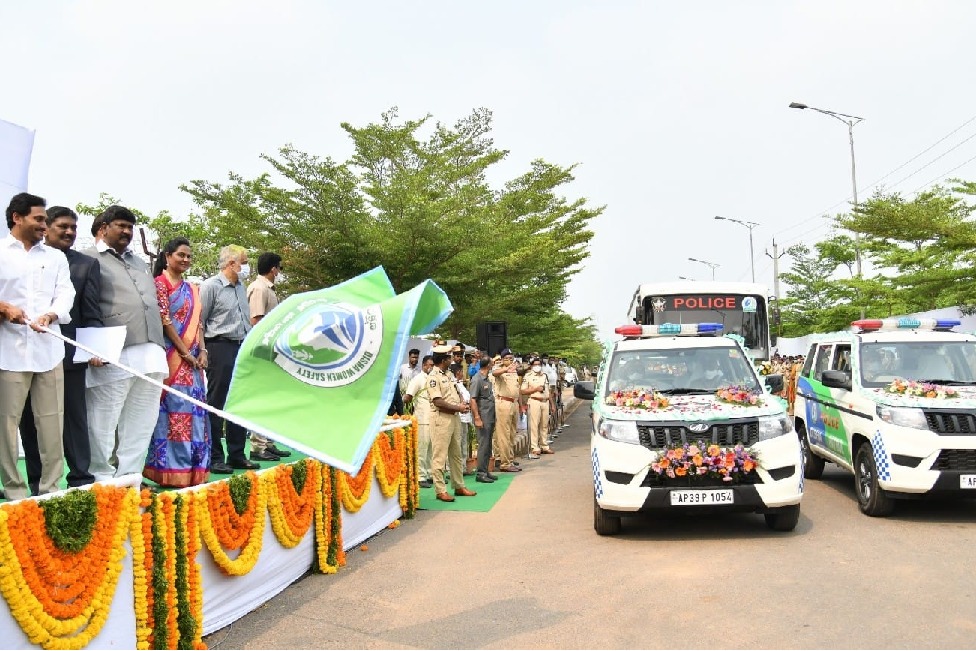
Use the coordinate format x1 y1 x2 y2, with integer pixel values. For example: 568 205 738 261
714 215 726 221
789 102 808 109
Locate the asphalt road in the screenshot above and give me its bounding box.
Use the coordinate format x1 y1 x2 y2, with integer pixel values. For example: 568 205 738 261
209 397 976 649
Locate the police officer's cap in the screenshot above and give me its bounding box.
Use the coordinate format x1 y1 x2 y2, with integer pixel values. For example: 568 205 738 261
500 348 513 357
432 345 452 354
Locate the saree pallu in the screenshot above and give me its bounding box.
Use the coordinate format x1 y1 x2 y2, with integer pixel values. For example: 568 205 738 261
144 276 211 487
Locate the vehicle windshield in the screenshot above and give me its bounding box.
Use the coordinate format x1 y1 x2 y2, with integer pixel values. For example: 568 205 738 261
605 346 763 396
859 341 976 387
641 294 769 359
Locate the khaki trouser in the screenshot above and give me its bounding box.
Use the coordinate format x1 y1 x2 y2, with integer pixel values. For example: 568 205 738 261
0 367 65 499
430 412 465 495
417 422 432 481
527 397 551 453
494 398 517 467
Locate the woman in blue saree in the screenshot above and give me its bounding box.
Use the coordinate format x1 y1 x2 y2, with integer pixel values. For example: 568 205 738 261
143 238 211 487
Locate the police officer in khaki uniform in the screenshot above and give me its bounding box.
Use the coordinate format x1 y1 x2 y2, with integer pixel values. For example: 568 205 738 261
427 345 477 502
492 348 523 472
521 356 556 458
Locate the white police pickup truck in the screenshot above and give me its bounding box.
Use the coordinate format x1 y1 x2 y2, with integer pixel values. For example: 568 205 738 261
794 318 976 516
574 322 803 535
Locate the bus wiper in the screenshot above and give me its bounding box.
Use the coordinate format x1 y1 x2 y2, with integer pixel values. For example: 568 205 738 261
659 388 714 395
917 379 976 386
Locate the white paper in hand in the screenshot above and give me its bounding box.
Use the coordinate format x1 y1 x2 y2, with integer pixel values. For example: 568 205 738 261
72 326 127 364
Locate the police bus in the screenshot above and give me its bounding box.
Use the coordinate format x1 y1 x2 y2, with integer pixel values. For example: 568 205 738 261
627 282 774 361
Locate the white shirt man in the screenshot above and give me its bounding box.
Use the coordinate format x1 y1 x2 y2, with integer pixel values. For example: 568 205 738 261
0 193 75 499
404 354 434 486
399 348 421 393
81 206 167 481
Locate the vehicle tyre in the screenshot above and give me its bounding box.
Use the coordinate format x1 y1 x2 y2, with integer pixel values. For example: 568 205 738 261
763 504 800 531
854 443 896 517
593 494 621 536
796 420 825 480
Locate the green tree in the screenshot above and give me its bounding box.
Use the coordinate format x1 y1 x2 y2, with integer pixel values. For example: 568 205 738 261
75 193 218 275
180 107 603 351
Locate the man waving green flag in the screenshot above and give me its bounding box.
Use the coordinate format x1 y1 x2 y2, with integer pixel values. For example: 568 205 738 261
224 267 452 473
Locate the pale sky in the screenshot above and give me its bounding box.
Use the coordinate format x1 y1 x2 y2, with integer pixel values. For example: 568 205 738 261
4 1 976 339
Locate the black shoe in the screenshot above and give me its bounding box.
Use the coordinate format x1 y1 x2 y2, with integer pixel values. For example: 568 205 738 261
228 458 260 470
211 462 233 474
475 473 496 483
266 445 292 458
419 479 433 488
485 472 498 480
250 450 280 462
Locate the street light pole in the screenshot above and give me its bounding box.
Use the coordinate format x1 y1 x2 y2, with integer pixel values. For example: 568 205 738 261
688 257 719 281
714 216 760 282
678 275 696 282
788 101 864 279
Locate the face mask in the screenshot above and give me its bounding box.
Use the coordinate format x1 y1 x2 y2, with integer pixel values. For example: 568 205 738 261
532 365 542 373
238 263 251 280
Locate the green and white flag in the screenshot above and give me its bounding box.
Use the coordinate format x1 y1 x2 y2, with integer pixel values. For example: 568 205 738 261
224 267 452 473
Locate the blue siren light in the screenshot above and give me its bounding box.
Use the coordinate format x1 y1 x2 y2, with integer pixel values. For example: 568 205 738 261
614 322 725 338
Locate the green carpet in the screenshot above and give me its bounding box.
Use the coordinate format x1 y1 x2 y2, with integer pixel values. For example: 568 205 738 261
418 471 516 512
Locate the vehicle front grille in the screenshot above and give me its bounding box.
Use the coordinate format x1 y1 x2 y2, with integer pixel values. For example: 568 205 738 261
640 472 762 488
923 410 976 435
637 420 759 449
931 449 976 472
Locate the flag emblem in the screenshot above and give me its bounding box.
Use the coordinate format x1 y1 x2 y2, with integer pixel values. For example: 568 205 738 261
273 300 383 387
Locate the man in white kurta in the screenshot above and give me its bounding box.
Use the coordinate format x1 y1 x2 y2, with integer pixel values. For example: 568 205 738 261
0 193 75 499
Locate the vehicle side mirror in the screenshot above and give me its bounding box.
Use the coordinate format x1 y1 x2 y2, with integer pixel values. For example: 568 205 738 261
821 370 852 390
574 381 596 401
764 373 784 394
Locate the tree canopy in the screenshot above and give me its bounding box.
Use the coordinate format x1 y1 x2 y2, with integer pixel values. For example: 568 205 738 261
779 181 976 336
78 108 605 367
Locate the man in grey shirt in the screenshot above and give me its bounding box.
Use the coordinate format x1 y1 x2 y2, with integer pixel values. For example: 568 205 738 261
199 245 256 473
469 354 499 484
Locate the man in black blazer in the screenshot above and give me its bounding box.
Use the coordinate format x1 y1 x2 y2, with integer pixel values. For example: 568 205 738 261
20 206 102 493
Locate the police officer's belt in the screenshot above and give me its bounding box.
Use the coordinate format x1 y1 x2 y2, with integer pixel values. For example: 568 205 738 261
497 396 516 403
530 396 548 401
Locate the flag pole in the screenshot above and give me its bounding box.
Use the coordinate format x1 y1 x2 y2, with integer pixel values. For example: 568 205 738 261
35 324 412 435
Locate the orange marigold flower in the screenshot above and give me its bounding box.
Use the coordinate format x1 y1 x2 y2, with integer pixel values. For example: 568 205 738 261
674 466 687 476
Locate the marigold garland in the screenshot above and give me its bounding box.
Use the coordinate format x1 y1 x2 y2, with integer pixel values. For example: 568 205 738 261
0 484 137 650
196 472 266 576
314 465 345 574
338 450 374 513
150 492 170 649
132 491 151 650
373 429 406 499
266 460 319 549
401 417 419 518
184 494 205 649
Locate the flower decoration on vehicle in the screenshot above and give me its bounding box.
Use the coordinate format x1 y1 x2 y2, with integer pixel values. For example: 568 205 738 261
757 361 773 376
885 378 959 399
605 387 670 411
715 385 763 406
649 442 759 483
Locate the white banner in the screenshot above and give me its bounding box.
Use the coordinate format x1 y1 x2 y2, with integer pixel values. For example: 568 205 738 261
0 118 36 239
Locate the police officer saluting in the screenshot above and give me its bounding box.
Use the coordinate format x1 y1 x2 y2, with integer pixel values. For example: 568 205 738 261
427 345 477 502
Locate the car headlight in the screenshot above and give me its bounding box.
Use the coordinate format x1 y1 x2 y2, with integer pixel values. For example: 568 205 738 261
758 415 794 441
597 418 640 444
877 405 928 430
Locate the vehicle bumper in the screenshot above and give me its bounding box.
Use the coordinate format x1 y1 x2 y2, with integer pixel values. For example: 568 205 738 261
591 432 803 514
874 428 976 496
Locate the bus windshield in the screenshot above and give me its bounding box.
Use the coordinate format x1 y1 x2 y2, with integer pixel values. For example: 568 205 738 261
638 292 770 360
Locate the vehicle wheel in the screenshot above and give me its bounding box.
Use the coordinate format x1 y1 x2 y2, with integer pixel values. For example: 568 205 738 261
854 443 896 517
593 494 621 536
797 421 825 480
764 504 800 531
